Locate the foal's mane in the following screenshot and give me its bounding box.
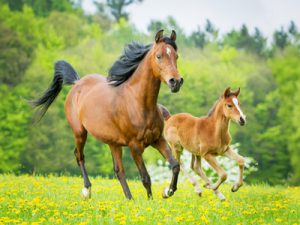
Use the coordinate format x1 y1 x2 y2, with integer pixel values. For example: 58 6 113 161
207 98 221 117
107 38 178 86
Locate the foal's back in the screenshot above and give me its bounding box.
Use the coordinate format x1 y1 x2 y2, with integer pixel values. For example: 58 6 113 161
164 113 212 154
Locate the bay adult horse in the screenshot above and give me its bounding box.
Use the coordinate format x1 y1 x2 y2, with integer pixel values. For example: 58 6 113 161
31 30 183 199
161 88 246 201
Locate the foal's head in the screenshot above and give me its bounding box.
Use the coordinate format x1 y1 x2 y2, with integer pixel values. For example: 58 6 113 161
221 87 246 126
150 30 183 93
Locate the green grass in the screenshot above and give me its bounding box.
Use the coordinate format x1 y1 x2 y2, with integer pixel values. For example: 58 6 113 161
0 174 299 225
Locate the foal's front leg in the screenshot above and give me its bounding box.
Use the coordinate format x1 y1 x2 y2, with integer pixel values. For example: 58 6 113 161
203 153 227 191
224 148 245 192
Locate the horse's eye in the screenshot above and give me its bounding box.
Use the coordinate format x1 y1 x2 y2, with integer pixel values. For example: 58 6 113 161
227 104 233 108
156 54 162 60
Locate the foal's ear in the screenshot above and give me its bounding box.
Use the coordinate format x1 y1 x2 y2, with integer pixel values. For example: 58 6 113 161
170 30 176 41
224 87 231 98
233 87 240 97
155 29 164 43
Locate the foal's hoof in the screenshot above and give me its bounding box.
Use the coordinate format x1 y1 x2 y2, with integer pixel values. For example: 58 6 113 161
214 191 226 201
81 187 91 199
203 183 213 189
231 184 241 192
196 190 202 197
195 188 202 197
162 187 174 199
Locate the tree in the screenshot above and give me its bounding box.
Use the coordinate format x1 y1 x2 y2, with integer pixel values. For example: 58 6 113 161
0 0 76 17
190 27 207 49
94 0 143 22
273 27 288 50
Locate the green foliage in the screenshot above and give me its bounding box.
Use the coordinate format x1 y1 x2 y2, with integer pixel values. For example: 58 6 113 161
0 3 300 185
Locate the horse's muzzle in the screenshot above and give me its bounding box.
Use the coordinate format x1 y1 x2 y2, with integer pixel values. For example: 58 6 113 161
168 78 184 93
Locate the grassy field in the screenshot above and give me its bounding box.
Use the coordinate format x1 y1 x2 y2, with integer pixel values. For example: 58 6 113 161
0 175 299 225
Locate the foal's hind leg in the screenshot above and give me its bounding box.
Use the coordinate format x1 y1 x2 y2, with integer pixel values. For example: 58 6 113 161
73 128 92 199
203 153 227 191
192 155 225 201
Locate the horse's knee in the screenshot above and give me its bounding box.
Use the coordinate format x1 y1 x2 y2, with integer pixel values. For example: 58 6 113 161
142 175 151 187
172 163 180 174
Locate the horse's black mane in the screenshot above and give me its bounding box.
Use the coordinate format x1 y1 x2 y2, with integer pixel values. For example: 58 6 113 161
107 37 177 86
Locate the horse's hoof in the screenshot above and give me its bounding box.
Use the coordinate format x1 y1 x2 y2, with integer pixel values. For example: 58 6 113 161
81 187 91 199
162 187 174 198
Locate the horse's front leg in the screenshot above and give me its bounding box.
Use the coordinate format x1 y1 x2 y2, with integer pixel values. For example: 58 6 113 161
152 137 180 198
129 146 152 199
109 144 133 199
224 148 245 192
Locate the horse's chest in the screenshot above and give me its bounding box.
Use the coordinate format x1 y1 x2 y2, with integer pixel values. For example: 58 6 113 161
136 125 162 145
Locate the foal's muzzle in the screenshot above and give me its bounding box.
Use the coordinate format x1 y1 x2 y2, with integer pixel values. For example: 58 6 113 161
168 77 184 93
239 116 246 126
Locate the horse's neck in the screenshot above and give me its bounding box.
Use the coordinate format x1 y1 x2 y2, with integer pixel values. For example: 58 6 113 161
125 57 161 111
210 104 230 141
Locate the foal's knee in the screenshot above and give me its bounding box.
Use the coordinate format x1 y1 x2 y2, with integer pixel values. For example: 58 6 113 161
237 157 245 166
220 172 228 182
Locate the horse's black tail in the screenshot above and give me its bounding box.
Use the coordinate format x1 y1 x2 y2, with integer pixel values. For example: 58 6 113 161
30 60 80 121
158 104 171 121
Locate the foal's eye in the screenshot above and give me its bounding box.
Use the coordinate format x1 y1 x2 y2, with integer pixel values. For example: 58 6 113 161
227 104 233 108
156 54 162 60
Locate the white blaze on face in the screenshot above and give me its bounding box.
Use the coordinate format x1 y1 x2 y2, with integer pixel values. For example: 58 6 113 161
232 97 246 119
166 47 171 57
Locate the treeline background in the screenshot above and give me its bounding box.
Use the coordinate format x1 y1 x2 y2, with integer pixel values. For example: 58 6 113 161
0 0 299 185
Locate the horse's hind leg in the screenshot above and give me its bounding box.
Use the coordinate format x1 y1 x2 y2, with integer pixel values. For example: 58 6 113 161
171 145 203 196
73 128 92 199
192 155 225 201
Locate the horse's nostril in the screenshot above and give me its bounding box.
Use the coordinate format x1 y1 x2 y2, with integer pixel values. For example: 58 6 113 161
169 78 176 85
179 78 184 85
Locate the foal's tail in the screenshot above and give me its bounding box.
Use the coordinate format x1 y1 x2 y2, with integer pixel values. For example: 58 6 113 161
30 60 80 121
158 104 171 121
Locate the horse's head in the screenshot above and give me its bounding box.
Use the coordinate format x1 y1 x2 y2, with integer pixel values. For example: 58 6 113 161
222 87 246 126
150 30 183 93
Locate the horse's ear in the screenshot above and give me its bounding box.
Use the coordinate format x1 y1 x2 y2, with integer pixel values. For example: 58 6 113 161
170 30 176 41
233 87 240 97
224 87 231 98
155 29 164 43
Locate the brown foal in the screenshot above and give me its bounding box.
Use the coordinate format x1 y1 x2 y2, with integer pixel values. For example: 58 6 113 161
161 88 246 201
31 30 184 199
